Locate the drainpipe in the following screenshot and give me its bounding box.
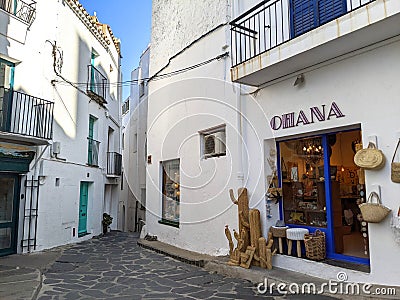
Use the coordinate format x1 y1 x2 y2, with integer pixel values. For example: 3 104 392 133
233 0 245 186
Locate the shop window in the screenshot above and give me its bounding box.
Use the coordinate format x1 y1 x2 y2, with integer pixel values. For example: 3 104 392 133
200 126 226 159
280 136 327 227
159 159 180 227
279 129 369 261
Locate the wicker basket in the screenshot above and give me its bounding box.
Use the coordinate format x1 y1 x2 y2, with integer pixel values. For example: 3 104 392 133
354 142 385 169
359 192 391 223
270 226 288 238
391 139 400 183
304 230 326 261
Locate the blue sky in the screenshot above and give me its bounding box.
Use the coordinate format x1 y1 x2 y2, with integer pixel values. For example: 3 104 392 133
79 0 152 100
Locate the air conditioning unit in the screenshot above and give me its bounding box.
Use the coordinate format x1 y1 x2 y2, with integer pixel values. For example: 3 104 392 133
204 131 226 158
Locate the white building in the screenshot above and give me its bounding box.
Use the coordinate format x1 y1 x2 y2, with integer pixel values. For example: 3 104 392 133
121 46 149 233
146 0 400 286
0 0 122 256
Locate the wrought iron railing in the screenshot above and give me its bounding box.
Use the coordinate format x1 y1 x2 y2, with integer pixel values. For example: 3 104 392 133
0 0 36 26
0 87 54 139
87 65 107 105
87 137 100 166
107 152 122 176
230 0 377 67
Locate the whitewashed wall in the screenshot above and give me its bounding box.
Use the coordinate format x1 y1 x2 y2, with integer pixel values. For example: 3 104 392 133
248 40 400 285
146 0 400 287
150 0 229 77
0 0 121 251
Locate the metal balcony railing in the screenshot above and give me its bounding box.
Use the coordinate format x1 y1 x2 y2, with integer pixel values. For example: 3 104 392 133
107 152 122 176
0 0 36 26
87 65 107 105
0 88 54 140
230 0 377 67
87 138 100 167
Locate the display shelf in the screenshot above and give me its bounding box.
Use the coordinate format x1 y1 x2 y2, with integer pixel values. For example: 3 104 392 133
284 208 327 227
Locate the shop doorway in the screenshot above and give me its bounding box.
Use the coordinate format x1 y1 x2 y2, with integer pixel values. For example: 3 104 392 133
278 128 369 264
0 174 20 256
328 131 368 259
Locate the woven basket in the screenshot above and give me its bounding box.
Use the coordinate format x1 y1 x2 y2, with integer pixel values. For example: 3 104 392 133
391 139 400 183
304 230 326 261
359 192 391 223
270 226 288 238
354 142 385 170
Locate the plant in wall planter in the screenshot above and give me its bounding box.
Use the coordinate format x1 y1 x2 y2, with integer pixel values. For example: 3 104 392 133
102 213 113 234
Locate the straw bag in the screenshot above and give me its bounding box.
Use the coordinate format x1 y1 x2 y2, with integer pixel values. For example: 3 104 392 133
354 142 385 169
304 230 326 261
391 139 400 183
359 192 391 223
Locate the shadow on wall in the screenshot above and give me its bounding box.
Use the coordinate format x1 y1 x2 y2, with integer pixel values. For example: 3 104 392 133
47 35 110 145
0 6 11 55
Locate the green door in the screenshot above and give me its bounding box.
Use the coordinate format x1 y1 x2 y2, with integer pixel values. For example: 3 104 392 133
78 182 89 236
87 116 95 165
0 173 20 256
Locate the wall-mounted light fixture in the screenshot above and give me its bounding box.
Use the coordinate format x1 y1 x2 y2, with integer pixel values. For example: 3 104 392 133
294 74 305 86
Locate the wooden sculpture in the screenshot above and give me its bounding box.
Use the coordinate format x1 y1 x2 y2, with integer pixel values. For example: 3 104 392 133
258 237 267 268
249 209 262 266
225 188 276 270
240 246 255 269
229 188 250 250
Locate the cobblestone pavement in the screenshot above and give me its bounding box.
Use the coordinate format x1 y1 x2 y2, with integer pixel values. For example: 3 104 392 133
37 232 336 299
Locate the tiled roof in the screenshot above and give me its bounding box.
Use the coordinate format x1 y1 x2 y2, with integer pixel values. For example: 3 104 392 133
66 0 121 56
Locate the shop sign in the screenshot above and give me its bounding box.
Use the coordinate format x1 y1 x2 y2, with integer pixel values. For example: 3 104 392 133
270 102 345 131
0 142 35 159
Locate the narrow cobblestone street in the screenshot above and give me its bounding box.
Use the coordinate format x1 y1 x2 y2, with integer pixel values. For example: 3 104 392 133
37 232 262 299
35 232 335 299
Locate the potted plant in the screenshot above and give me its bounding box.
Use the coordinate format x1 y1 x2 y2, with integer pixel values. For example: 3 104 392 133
102 213 113 234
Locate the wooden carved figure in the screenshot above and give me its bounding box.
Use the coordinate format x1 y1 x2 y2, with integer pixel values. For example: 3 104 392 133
229 188 250 250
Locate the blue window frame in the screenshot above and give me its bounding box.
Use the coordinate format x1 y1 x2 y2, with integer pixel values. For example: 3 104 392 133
277 129 370 265
290 0 347 38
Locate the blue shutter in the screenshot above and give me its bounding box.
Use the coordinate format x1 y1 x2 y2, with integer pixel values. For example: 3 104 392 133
290 0 316 37
318 0 347 25
290 0 347 38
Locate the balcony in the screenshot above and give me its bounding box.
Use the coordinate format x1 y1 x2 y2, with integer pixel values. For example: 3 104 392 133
87 65 107 106
0 0 36 26
87 138 100 167
106 152 122 176
230 0 400 86
0 88 54 144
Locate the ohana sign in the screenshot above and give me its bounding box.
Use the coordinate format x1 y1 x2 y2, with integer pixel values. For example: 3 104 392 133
270 102 345 131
